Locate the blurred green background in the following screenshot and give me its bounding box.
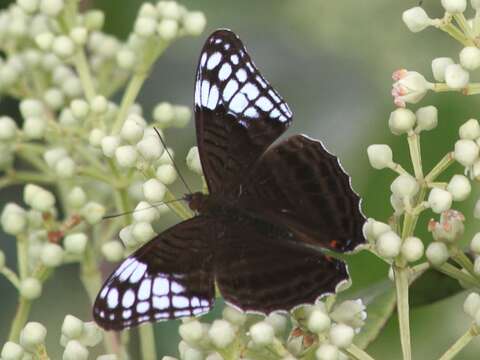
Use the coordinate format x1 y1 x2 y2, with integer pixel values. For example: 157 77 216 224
1 0 480 359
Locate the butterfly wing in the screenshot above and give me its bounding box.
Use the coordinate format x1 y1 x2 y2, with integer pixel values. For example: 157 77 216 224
239 134 366 253
215 216 349 313
93 216 214 330
195 29 292 194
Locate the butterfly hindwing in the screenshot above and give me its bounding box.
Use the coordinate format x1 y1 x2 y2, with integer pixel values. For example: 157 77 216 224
93 217 215 330
215 216 349 314
239 134 366 252
195 29 292 194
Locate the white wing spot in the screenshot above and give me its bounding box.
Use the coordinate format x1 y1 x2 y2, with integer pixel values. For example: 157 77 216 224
172 295 189 309
153 277 169 296
122 289 136 308
138 279 152 301
241 83 259 100
107 288 119 309
100 286 109 299
137 301 150 314
223 79 238 102
246 62 254 72
192 308 204 315
114 258 134 276
280 103 291 115
256 97 273 111
117 259 137 281
244 107 259 118
224 43 231 50
214 38 222 44
269 90 281 103
153 296 169 310
171 281 185 294
200 299 209 307
206 85 219 110
155 313 169 320
256 75 267 88
230 93 248 113
109 314 115 320
207 52 222 70
174 310 192 317
201 79 210 107
129 262 147 283
236 69 247 83
218 63 232 81
279 115 287 122
270 109 280 118
191 297 200 307
122 310 132 319
200 53 207 67
231 54 239 64
195 79 201 106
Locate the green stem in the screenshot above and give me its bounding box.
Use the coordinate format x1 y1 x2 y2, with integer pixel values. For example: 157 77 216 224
73 49 97 102
438 325 478 360
394 264 412 360
8 298 32 341
407 132 423 179
438 22 473 46
453 14 474 39
437 263 478 288
425 153 455 183
139 324 157 360
17 235 29 279
1 267 21 289
344 343 376 360
450 247 479 282
164 190 192 220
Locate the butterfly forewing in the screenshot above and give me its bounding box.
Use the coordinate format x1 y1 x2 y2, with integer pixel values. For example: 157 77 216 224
215 216 349 313
239 134 366 252
93 217 215 330
195 29 292 194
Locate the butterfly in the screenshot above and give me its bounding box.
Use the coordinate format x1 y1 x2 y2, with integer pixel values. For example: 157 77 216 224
93 29 366 330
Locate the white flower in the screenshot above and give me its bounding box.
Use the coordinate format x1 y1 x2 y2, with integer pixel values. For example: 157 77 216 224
415 106 438 132
40 0 64 16
67 187 87 208
78 322 103 347
70 27 88 46
101 135 121 158
35 32 54 50
90 96 108 114
40 243 64 267
392 70 432 107
208 320 235 348
471 233 480 254
454 139 479 166
157 19 178 40
0 116 18 141
153 102 175 126
447 174 471 201
62 315 85 339
179 320 204 344
250 321 274 345
441 0 467 13
52 35 75 58
426 242 449 266
390 174 419 199
459 118 480 140
20 322 47 351
401 236 424 262
143 178 167 203
131 222 155 243
330 299 367 328
89 128 105 147
402 7 433 33
101 241 124 262
55 157 76 178
117 48 136 70
329 323 354 348
23 117 47 139
475 257 480 275
472 0 480 10
157 1 182 19
156 164 177 185
139 3 158 18
121 114 146 143
376 231 402 259
222 305 246 326
81 202 106 224
70 99 90 119
463 292 480 317
1 342 24 360
460 47 480 71
134 17 157 37
388 108 416 134
136 134 165 161
362 218 391 243
475 199 480 219
44 88 65 110
307 308 331 333
173 106 191 127
428 209 465 243
1 203 27 235
428 188 453 213
20 277 42 299
367 144 393 169
63 340 89 360
24 184 56 212
132 201 160 223
445 64 469 90
18 0 39 13
64 233 88 255
115 145 138 168
186 146 203 175
183 12 206 36
315 344 339 360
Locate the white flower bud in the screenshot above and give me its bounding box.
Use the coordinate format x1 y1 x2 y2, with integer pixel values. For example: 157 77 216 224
392 70 431 107
101 135 120 158
70 99 89 119
475 199 480 219
25 184 56 212
447 175 471 201
367 144 393 169
402 7 433 33
18 0 39 13
474 257 480 275
390 174 419 199
59 109 77 127
89 129 105 147
0 250 5 270
182 347 203 360
78 322 102 347
136 135 165 161
70 27 88 46
471 233 480 254
115 145 138 168
20 99 44 118
62 315 84 339
101 241 124 262
116 48 136 70
139 3 158 18
97 355 118 360
90 96 108 115
330 299 367 329
208 320 235 348
157 19 178 40
445 64 469 90
40 243 64 267
23 117 47 140
132 222 155 243
157 1 182 19
265 313 287 335
362 218 391 243
44 87 64 110
63 340 89 360
250 321 274 345
459 118 480 140
441 0 467 13
52 35 75 58
20 322 47 351
315 344 339 360
84 10 104 31
20 277 42 299
143 178 166 203
67 187 87 209
186 147 203 175
454 139 479 166
460 47 480 71
40 0 64 16
121 114 146 143
64 233 88 255
35 32 54 50
153 102 175 126
376 231 402 259
183 12 206 36
222 305 246 326
329 323 354 348
415 106 438 132
401 236 424 262
1 203 27 235
119 225 136 248
463 292 480 317
63 77 83 98
132 201 159 223
1 342 24 360
0 116 17 141
307 308 331 333
55 157 76 178
81 202 106 225
135 17 157 37
426 242 449 266
179 320 204 344
156 164 177 185
388 108 416 135
428 188 453 213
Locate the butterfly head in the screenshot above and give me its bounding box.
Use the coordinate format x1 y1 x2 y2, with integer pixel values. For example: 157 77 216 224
185 192 209 213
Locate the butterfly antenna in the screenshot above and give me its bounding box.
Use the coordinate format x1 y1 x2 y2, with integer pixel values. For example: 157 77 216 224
102 198 186 220
153 127 193 194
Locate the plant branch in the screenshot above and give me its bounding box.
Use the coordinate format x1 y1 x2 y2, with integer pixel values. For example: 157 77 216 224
438 325 478 360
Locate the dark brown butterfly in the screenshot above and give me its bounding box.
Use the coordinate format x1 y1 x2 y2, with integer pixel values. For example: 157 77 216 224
93 29 366 330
